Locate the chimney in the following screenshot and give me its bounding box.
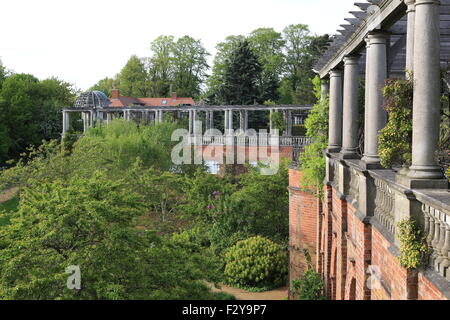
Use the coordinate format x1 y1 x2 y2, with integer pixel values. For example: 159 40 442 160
111 88 120 99
171 92 177 100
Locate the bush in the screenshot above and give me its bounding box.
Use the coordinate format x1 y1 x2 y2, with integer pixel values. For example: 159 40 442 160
224 236 287 288
397 219 430 270
291 269 325 300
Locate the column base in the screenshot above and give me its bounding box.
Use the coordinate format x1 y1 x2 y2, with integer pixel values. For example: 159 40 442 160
340 149 360 160
361 154 382 165
407 165 445 180
327 145 341 153
396 174 448 189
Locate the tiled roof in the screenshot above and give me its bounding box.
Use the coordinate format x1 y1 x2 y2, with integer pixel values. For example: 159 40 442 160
110 96 195 107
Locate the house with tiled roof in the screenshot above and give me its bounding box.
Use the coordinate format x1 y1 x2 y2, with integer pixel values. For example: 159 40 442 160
109 89 195 107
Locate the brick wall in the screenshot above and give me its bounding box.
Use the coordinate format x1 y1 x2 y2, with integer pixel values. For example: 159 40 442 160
288 167 448 300
288 169 319 299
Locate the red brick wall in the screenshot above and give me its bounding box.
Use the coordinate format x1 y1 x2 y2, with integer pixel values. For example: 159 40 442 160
288 168 448 300
418 273 448 300
288 169 319 298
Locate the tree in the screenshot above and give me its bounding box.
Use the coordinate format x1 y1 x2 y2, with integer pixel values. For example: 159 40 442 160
206 35 246 104
118 55 150 97
0 172 219 300
281 24 329 104
172 36 210 99
247 28 285 102
89 77 117 97
218 40 263 105
148 35 175 97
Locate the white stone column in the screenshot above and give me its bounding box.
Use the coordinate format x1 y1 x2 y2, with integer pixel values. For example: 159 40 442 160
327 69 343 152
244 110 248 131
188 110 193 134
209 111 214 130
228 109 233 133
341 55 361 159
269 109 273 134
224 109 229 133
62 111 68 135
362 32 388 164
405 0 416 75
407 0 444 180
239 110 245 130
286 110 293 136
205 111 210 130
193 110 200 135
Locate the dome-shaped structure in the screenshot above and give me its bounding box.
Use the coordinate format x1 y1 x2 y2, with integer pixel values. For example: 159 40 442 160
74 91 111 109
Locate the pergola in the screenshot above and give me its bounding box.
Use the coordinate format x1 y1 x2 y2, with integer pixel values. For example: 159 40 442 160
316 0 449 184
62 103 312 137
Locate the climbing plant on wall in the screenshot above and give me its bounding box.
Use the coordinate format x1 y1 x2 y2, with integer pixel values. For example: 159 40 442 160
299 76 328 197
378 77 414 169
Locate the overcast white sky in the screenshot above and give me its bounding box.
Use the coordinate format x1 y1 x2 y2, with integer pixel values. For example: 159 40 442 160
0 0 357 91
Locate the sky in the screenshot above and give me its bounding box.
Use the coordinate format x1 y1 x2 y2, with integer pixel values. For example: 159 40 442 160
0 0 357 91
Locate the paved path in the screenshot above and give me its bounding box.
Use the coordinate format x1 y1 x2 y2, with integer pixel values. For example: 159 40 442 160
209 284 288 300
0 188 18 203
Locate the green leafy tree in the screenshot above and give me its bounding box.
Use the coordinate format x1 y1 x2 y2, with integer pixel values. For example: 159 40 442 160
248 28 285 102
118 55 150 97
89 77 117 97
0 172 220 299
281 24 329 104
148 35 175 97
172 36 210 98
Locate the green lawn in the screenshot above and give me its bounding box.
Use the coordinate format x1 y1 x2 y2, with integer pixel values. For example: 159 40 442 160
0 196 19 226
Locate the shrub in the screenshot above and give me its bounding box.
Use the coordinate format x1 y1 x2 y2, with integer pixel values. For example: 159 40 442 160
397 219 430 270
224 236 287 288
291 269 325 300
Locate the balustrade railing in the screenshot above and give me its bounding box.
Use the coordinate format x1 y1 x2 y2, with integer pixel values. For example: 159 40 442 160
348 168 359 201
373 177 395 236
422 203 450 279
197 135 312 147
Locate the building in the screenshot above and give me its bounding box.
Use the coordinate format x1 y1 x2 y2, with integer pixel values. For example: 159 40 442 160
289 0 450 300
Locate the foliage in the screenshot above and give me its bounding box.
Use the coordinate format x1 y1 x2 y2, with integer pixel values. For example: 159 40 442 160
0 171 223 299
379 78 414 168
397 219 430 270
89 77 117 97
291 269 325 300
224 236 287 288
0 196 19 226
218 40 263 105
299 76 328 196
0 73 76 164
281 25 329 104
270 111 285 132
118 55 150 97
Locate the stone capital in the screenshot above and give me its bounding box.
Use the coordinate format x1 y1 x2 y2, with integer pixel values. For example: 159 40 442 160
329 69 343 78
415 0 440 6
367 31 390 45
343 55 361 65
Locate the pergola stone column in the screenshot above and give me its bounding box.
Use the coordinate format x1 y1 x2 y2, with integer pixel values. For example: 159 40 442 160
341 55 361 159
188 110 193 134
224 109 229 133
239 110 248 131
228 109 234 133
205 111 210 130
270 109 274 134
407 0 444 180
62 111 69 135
286 110 293 136
405 0 416 74
361 32 388 165
193 110 201 135
327 69 343 153
209 111 214 130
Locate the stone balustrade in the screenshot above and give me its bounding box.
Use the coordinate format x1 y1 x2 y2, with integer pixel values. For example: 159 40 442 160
373 177 396 236
422 202 450 279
